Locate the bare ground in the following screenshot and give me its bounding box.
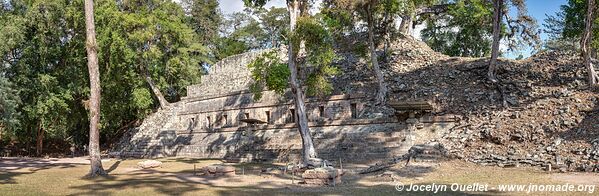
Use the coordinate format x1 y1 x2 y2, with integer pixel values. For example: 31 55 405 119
1 157 598 195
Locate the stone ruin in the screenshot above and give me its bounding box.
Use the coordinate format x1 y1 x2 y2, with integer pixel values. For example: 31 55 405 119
302 167 343 185
111 50 458 164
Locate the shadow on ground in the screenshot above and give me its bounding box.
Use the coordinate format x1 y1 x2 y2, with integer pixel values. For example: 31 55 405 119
0 157 84 184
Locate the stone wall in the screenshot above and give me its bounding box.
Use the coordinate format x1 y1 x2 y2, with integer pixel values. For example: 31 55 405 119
186 50 265 97
115 108 455 163
174 92 366 131
113 50 457 163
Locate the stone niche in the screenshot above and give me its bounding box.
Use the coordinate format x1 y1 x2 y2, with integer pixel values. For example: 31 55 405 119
177 92 366 132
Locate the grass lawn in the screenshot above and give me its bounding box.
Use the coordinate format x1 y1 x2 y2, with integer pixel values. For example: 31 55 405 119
0 157 597 195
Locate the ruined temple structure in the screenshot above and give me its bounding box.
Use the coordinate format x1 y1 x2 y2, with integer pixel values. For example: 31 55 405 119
112 50 457 163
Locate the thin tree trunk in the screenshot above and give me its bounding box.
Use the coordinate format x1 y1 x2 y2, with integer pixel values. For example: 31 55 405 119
367 4 388 105
287 0 318 167
583 0 599 86
36 122 43 156
488 0 503 83
143 68 169 108
382 5 392 61
399 15 413 35
84 0 106 177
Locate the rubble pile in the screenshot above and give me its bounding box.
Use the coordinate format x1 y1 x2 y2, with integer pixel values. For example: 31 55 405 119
337 37 599 172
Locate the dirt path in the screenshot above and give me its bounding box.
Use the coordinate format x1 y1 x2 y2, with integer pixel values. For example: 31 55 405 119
552 172 599 185
2 157 598 195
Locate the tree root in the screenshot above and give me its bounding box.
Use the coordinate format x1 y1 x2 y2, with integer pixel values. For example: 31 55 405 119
494 79 509 108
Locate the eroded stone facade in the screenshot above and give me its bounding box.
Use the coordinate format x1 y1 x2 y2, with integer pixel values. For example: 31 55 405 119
113 51 456 163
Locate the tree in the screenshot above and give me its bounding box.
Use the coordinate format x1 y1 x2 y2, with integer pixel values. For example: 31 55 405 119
544 0 589 49
398 0 449 36
487 0 502 82
488 0 540 82
543 7 580 52
254 7 290 48
84 0 107 177
245 0 331 167
582 0 599 86
0 0 88 155
214 7 290 60
364 0 389 104
215 11 266 59
101 0 209 109
421 0 494 57
0 77 20 139
324 0 389 104
260 7 290 47
0 0 206 154
285 0 319 167
549 0 599 86
182 0 222 49
421 0 539 61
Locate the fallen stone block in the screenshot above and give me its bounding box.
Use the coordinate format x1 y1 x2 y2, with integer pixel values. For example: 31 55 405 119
302 167 343 185
137 160 162 169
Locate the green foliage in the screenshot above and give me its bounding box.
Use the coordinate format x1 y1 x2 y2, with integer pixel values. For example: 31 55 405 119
0 0 88 144
248 51 290 100
422 0 494 57
131 88 153 116
0 77 20 133
215 37 250 60
0 0 208 148
544 0 599 51
319 0 402 55
305 50 340 97
256 7 289 48
215 11 265 60
182 0 222 48
294 17 339 97
248 15 339 99
422 0 540 57
215 7 289 60
320 1 355 39
95 0 207 134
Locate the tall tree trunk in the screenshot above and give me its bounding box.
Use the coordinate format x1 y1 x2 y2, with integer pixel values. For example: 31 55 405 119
287 0 318 167
367 4 388 105
488 0 503 83
143 68 169 108
583 0 599 86
84 0 106 177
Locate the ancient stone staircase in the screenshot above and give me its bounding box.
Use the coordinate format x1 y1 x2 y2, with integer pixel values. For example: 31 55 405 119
111 103 183 158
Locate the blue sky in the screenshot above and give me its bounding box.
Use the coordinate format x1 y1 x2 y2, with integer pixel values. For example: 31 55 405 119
218 0 569 59
504 0 567 58
524 0 567 41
